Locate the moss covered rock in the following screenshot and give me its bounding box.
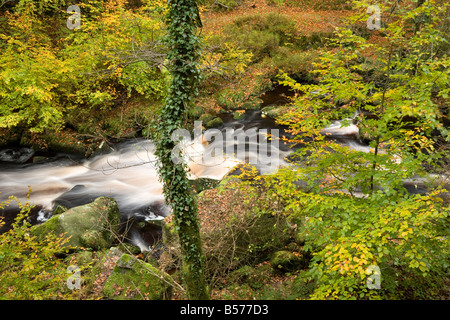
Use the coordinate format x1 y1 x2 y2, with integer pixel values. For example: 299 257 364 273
199 113 215 125
228 265 254 284
102 253 173 300
241 99 262 110
205 117 224 129
31 197 121 250
117 242 141 255
189 178 220 194
261 106 285 119
52 204 68 216
270 250 302 273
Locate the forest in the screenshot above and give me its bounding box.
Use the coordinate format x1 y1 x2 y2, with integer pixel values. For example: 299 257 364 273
0 0 449 301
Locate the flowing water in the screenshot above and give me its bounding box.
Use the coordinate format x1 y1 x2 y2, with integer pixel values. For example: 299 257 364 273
0 113 364 239
0 114 290 218
0 86 298 234
1 86 441 249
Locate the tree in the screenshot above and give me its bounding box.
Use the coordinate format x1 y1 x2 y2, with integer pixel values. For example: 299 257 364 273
270 0 449 299
153 0 209 299
0 0 167 141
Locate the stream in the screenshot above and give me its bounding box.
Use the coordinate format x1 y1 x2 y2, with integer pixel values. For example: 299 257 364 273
0 86 444 250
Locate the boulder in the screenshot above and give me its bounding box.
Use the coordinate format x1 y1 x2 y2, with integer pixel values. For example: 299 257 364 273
242 98 262 110
270 250 303 273
102 253 173 300
205 117 224 129
32 156 51 164
52 204 68 215
199 113 215 125
261 106 282 119
117 242 141 255
0 147 34 163
52 185 102 210
31 197 121 250
189 178 220 194
89 140 114 158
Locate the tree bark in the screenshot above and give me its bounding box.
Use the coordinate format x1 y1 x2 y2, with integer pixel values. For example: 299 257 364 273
153 0 209 300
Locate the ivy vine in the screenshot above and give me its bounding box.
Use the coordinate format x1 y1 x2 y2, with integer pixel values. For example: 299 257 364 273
152 0 209 299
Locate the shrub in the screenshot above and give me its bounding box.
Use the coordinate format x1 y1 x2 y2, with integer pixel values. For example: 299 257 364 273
225 12 299 62
160 174 294 288
260 270 317 300
0 0 167 139
0 195 77 299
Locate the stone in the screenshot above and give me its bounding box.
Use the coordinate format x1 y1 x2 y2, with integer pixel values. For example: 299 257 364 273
270 250 302 273
31 197 121 250
189 178 220 194
229 264 273 290
205 117 224 129
32 156 51 164
102 253 173 300
89 140 114 158
242 98 262 110
52 185 102 210
117 242 142 255
0 147 34 163
52 204 68 215
199 113 215 125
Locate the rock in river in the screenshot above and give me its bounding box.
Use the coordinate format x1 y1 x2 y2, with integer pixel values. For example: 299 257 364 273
31 197 121 250
0 147 34 163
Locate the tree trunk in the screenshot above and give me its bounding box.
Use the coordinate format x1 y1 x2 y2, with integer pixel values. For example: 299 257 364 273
153 0 209 299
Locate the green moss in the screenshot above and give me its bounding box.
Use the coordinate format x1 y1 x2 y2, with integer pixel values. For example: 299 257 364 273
31 197 121 250
52 205 68 216
199 113 215 125
162 219 178 245
189 178 220 194
30 214 64 241
102 254 173 300
259 271 316 300
206 0 241 11
294 230 306 246
66 250 95 266
229 264 273 290
205 117 224 129
241 99 262 110
117 242 141 255
228 265 254 283
270 250 302 273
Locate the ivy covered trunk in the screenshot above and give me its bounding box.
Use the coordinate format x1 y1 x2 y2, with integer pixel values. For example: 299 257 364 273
153 0 209 299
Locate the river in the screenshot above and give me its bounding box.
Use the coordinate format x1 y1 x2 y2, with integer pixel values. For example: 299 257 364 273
0 86 444 250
